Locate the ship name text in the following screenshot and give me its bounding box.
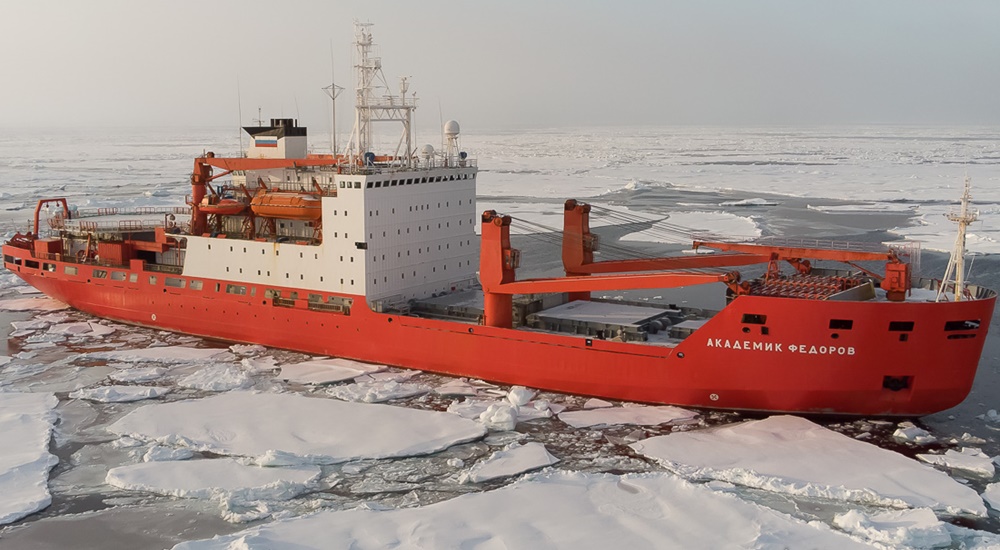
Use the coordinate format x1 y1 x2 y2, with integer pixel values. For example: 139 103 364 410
705 338 855 356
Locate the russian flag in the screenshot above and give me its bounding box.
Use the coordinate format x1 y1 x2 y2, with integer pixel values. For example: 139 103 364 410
255 136 278 148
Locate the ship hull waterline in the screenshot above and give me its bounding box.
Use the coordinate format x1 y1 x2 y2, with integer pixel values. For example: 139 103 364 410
4 248 995 417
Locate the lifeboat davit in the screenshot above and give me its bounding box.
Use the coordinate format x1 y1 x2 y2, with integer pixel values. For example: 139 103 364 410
199 198 246 216
250 191 322 220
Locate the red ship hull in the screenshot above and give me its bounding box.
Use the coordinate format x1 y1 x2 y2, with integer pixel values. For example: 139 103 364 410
5 246 994 416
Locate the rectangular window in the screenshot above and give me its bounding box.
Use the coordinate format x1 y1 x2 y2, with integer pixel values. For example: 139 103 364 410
225 284 247 295
111 271 127 281
264 289 281 299
308 293 323 303
741 314 767 325
888 321 914 332
148 276 157 285
367 181 374 189
190 280 203 290
43 263 55 272
354 182 361 189
93 269 108 279
65 266 78 275
165 277 185 288
829 319 853 330
944 320 980 331
129 273 138 283
25 260 39 269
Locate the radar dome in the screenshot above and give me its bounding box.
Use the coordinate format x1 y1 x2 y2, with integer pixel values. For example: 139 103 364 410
444 120 461 137
421 144 435 158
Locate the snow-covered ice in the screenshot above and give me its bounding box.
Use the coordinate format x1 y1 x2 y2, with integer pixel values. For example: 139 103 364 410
917 447 996 478
278 358 386 385
983 483 1000 512
81 346 233 364
108 366 168 383
461 442 560 483
47 321 116 338
178 364 252 392
0 296 69 311
69 385 170 403
833 508 952 548
171 471 872 550
326 379 429 403
630 415 986 516
0 392 59 525
108 392 485 464
893 422 937 445
106 458 321 510
583 397 613 409
559 405 697 428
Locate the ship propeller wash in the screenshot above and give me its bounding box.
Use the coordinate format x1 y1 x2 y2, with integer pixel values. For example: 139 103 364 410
3 24 995 416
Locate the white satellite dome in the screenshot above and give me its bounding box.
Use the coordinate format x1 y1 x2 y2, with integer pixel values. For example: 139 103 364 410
421 144 435 158
444 120 461 137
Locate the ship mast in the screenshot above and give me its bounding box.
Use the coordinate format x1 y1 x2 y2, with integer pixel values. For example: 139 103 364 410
347 22 417 168
936 176 979 302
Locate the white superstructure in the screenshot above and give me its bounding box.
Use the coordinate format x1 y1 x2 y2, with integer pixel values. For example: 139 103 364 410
179 22 478 310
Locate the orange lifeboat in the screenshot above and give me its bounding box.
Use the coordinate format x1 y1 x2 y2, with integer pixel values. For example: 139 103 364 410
199 198 246 216
250 190 322 220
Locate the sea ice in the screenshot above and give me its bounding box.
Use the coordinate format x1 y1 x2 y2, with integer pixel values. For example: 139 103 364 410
447 397 555 429
893 422 937 445
240 356 278 373
0 356 11 367
917 448 996 478
229 344 267 356
279 358 386 385
106 458 321 507
69 385 170 403
178 364 252 392
47 321 115 337
143 445 195 462
171 471 872 550
559 405 697 428
461 442 560 483
108 366 168 383
583 397 613 409
833 508 952 548
0 296 69 311
432 378 480 396
982 483 1000 512
0 392 59 525
326 379 429 403
630 415 986 516
108 392 485 464
81 346 233 364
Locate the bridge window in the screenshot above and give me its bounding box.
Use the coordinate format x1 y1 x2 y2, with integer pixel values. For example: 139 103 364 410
111 272 127 281
225 284 247 296
93 269 108 279
165 277 185 289
190 280 203 290
65 266 78 275
888 321 914 332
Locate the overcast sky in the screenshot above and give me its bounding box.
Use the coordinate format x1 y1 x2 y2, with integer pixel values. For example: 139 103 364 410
3 1 999 130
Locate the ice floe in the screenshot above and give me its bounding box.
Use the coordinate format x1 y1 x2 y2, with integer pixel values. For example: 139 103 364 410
47 321 116 338
279 358 386 385
81 346 233 364
983 483 1000 512
461 442 559 483
559 405 698 428
106 458 322 520
326 378 429 403
178 364 252 392
583 397 613 409
108 392 485 465
108 366 168 383
229 344 267 356
0 296 69 311
69 385 170 403
171 471 871 550
833 508 952 548
892 422 937 445
917 448 995 478
0 392 59 525
630 415 986 516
